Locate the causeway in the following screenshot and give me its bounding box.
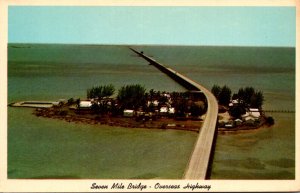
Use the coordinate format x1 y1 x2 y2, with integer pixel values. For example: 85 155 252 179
130 47 218 179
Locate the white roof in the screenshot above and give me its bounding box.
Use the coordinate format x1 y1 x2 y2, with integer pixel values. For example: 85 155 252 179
245 116 255 121
168 107 175 114
234 119 243 122
242 111 260 119
153 100 159 106
79 101 92 108
242 112 250 117
124 109 134 113
250 111 260 118
249 108 259 112
160 107 168 113
123 109 134 117
232 99 239 104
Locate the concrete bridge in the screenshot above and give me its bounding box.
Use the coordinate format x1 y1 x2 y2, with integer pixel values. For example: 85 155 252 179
130 48 219 179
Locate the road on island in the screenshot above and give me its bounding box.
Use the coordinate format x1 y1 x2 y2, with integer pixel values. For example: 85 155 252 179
129 48 219 179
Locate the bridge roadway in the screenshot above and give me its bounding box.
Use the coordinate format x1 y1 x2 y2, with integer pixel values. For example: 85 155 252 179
129 48 218 179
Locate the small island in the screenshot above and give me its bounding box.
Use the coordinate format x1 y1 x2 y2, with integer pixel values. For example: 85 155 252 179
10 84 274 133
9 48 275 134
32 84 207 132
211 85 274 132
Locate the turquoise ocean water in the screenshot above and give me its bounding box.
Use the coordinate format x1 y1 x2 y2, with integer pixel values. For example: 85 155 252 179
8 44 295 179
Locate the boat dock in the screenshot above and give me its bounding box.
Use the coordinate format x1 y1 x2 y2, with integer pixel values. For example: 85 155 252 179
9 101 61 108
130 48 219 179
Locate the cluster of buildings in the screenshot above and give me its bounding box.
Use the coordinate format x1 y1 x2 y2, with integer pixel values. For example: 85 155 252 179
219 99 262 128
75 91 206 120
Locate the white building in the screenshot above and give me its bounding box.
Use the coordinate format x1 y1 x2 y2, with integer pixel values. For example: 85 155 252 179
78 100 92 109
249 108 261 118
242 108 261 121
160 106 168 114
234 119 243 126
229 99 240 107
244 116 256 125
168 107 175 114
123 109 134 117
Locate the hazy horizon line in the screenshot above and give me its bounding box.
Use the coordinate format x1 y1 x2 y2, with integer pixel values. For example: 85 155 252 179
7 42 296 49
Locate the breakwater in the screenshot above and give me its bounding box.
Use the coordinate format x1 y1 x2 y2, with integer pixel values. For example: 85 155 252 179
264 110 295 113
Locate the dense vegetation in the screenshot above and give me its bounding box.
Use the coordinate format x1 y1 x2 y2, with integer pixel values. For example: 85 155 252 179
211 84 269 122
117 84 146 110
211 85 264 109
211 85 275 127
233 87 264 108
87 84 115 99
211 85 232 106
83 84 207 118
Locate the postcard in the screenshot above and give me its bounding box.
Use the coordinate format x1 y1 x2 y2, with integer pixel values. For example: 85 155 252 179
0 0 299 192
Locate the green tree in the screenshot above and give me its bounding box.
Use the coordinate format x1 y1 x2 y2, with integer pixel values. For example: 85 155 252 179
117 84 146 110
87 84 115 99
236 87 264 108
149 89 155 100
250 91 264 108
237 88 245 104
158 95 168 105
190 101 206 117
232 93 239 100
218 85 232 106
211 84 221 98
229 106 246 118
244 87 255 105
211 85 231 106
174 98 187 117
67 98 75 105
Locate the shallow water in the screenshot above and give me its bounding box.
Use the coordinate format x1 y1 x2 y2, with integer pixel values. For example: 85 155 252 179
211 112 295 179
8 107 197 179
8 44 295 179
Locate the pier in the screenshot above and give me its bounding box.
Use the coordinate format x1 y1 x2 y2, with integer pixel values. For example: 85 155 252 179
130 48 219 179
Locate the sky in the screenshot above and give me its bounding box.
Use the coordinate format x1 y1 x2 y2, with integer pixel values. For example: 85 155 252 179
8 6 296 47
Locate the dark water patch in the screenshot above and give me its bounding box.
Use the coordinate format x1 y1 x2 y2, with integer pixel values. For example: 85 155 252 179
28 175 81 179
266 158 295 168
8 44 295 69
211 169 294 179
8 169 81 179
219 158 265 170
130 173 158 179
11 45 32 49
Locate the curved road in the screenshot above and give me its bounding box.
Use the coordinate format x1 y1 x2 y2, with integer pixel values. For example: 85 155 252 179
165 68 219 179
129 48 218 179
181 76 218 179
